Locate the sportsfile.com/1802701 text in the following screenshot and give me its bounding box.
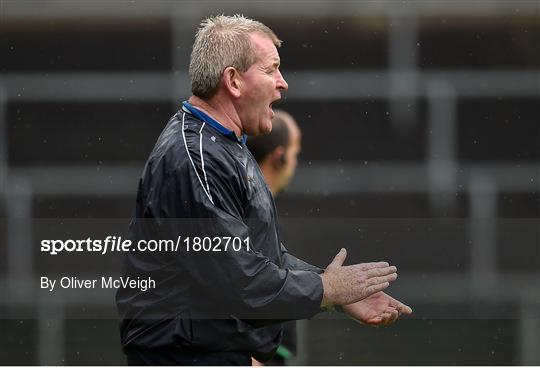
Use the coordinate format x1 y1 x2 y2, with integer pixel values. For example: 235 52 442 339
40 236 251 255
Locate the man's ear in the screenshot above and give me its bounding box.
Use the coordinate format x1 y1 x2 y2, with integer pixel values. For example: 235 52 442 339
270 146 287 169
222 66 242 98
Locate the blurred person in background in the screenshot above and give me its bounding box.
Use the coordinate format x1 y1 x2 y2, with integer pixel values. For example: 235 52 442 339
117 14 411 366
247 109 302 366
247 110 300 198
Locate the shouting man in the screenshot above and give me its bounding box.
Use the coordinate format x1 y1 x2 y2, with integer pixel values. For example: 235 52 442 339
117 15 411 366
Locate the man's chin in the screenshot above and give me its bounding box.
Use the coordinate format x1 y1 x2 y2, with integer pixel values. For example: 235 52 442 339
261 124 272 135
255 121 272 136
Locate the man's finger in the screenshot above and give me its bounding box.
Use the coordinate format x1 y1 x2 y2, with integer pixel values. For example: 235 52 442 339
366 266 397 277
377 309 397 326
388 295 413 315
397 303 413 315
365 276 384 287
364 281 390 296
366 274 397 287
359 261 390 271
388 309 399 323
367 318 382 325
327 248 347 269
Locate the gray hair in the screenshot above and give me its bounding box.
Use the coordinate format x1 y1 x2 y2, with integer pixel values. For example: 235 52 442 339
189 14 282 99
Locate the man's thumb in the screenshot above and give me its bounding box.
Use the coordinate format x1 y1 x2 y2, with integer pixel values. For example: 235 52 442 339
328 248 347 268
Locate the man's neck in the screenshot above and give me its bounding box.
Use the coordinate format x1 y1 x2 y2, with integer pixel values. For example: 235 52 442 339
188 95 242 137
260 162 279 196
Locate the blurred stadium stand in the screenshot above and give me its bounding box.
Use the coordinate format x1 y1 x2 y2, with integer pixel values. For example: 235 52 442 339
1 0 539 365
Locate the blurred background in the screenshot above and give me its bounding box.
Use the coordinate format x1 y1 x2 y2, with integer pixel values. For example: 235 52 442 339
1 0 539 365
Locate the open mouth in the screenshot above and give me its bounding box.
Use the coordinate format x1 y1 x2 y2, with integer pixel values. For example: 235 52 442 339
269 96 281 118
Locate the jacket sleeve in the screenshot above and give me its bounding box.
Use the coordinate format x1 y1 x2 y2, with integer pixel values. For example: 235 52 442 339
280 243 324 274
169 150 324 321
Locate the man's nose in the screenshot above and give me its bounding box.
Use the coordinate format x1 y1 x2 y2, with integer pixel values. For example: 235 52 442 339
276 70 288 91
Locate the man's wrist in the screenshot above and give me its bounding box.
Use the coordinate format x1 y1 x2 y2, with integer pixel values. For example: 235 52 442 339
319 273 333 310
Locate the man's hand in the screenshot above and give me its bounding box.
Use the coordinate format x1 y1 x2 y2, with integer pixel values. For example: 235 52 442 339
251 357 264 366
321 248 398 308
342 291 413 325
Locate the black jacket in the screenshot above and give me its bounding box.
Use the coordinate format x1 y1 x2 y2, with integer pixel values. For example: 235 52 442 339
116 102 324 361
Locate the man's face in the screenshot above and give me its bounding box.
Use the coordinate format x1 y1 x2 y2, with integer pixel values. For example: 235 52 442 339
237 33 288 136
278 123 301 193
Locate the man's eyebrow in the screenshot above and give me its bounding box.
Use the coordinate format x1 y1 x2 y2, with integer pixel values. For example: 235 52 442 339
261 58 280 70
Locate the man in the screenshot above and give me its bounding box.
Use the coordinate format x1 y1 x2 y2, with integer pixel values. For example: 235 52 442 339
116 15 411 366
247 110 300 198
247 110 303 366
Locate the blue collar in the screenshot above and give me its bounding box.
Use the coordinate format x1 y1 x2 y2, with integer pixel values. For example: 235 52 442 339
182 101 247 145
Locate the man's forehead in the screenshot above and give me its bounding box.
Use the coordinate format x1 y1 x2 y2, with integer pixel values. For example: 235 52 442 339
250 32 280 59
